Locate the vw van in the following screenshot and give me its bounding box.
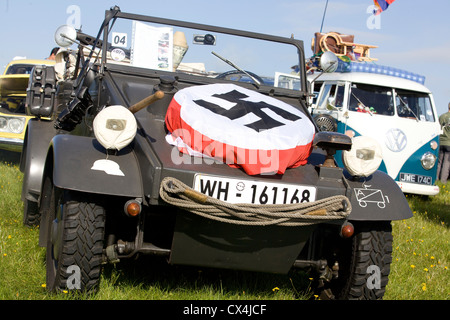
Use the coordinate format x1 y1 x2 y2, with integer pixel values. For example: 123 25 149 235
309 64 441 196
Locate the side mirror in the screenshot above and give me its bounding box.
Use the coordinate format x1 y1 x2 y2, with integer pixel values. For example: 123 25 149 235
54 25 77 47
319 51 338 73
193 34 216 45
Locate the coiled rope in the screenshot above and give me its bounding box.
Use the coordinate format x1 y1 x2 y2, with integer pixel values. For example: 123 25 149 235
159 177 351 226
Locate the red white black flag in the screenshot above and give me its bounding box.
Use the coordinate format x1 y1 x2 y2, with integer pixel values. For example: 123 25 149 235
165 83 315 175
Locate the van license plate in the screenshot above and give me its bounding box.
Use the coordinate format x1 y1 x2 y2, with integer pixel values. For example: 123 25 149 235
399 173 432 185
193 174 316 205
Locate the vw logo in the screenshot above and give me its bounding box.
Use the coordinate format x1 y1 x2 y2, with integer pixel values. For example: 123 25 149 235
385 128 407 152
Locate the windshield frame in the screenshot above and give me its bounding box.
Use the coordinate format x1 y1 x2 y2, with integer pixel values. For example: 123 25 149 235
98 8 308 94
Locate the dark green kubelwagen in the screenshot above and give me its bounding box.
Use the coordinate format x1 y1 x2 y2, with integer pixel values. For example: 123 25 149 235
20 6 412 299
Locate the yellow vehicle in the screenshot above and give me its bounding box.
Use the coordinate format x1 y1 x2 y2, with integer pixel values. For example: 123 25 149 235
0 58 55 152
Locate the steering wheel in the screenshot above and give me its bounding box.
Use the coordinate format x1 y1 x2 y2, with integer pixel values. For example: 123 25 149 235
215 70 265 85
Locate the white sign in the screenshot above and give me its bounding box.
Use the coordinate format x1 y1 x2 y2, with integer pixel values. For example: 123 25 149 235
131 21 173 71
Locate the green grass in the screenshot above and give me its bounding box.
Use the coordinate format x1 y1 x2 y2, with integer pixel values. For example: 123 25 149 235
0 150 448 300
385 185 449 300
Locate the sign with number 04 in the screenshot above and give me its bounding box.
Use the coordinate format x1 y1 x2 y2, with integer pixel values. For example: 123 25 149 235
112 32 127 48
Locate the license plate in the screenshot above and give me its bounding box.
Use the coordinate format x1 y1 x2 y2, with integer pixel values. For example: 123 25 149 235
399 173 432 185
193 174 316 204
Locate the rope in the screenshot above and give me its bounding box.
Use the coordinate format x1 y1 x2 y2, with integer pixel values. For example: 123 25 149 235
159 177 351 227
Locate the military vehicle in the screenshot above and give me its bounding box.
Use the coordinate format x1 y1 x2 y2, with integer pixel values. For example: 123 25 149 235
20 6 411 299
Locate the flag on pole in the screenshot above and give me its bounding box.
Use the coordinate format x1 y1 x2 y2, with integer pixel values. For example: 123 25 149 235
373 0 396 15
165 83 315 175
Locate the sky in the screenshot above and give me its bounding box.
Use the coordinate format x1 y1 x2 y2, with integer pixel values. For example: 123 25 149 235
1 0 449 115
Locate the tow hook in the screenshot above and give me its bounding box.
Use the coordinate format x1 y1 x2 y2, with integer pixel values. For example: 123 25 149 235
331 261 339 279
104 240 135 264
293 259 338 282
104 244 119 264
315 261 339 283
319 262 339 282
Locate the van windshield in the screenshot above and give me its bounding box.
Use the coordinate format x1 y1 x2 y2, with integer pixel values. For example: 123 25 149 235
347 83 435 121
395 89 435 122
349 83 394 115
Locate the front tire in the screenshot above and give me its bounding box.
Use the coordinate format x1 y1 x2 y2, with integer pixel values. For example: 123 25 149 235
319 221 393 300
23 199 40 227
46 188 105 292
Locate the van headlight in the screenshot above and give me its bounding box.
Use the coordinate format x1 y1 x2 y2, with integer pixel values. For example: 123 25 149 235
421 152 436 170
0 116 26 133
93 105 137 151
342 136 383 177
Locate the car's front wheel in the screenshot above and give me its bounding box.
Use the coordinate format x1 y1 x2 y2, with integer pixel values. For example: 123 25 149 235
46 187 106 292
318 221 393 300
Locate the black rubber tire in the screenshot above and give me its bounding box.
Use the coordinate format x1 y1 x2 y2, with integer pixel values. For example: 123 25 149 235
320 221 393 300
46 188 105 292
23 199 40 227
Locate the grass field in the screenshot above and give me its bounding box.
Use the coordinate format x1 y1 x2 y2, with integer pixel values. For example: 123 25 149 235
0 150 448 301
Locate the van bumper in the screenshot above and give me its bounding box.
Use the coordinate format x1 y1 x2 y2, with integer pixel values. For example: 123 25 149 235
396 181 439 196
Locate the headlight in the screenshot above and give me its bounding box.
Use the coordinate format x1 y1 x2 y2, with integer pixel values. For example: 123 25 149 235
0 117 7 130
93 105 137 151
8 117 26 133
342 136 383 177
421 152 436 170
0 116 26 133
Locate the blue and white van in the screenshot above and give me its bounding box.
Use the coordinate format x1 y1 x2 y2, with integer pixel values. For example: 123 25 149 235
308 65 441 196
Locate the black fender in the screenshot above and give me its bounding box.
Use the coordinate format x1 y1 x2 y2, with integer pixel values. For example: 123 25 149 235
345 170 413 221
50 134 143 197
20 119 57 203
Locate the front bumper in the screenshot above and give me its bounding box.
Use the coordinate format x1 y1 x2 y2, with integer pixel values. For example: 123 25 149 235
0 136 24 152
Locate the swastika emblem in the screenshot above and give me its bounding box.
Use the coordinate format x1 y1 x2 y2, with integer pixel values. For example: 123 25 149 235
193 89 302 132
